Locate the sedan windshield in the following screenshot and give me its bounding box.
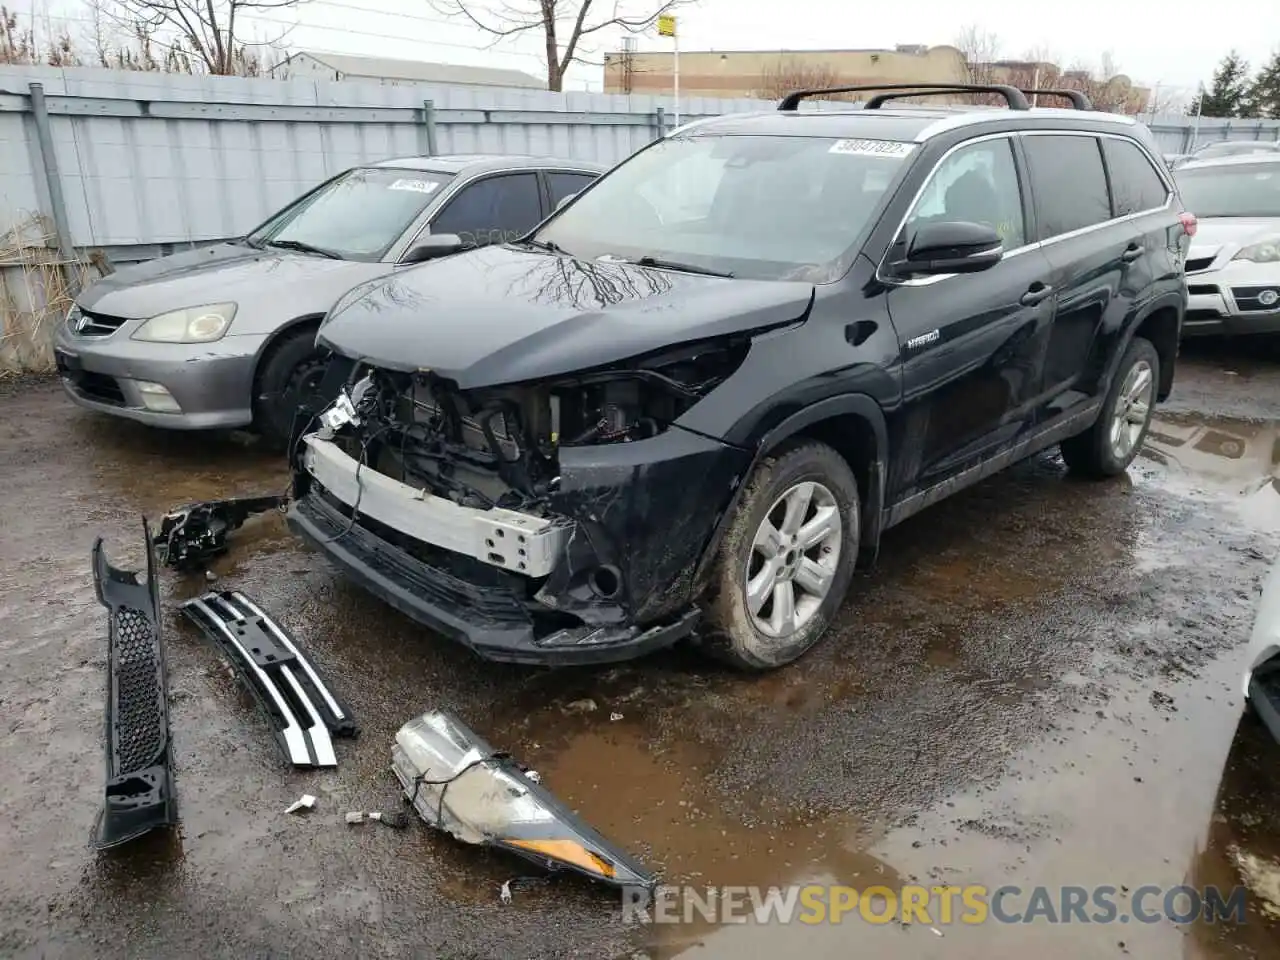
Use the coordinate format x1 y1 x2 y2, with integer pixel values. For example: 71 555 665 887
533 134 914 281
1175 163 1280 217
249 167 453 261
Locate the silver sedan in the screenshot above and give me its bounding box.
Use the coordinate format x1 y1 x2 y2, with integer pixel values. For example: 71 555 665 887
54 154 603 441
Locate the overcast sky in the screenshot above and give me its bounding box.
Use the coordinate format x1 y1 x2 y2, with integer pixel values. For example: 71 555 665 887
26 0 1280 96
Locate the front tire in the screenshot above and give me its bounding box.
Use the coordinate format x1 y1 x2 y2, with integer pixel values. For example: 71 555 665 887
253 327 327 447
1060 336 1159 478
704 441 860 670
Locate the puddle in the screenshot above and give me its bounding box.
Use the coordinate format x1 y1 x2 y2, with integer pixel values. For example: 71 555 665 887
1140 412 1280 534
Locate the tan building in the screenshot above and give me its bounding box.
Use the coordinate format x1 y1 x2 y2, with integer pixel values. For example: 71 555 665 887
603 45 967 99
602 45 1149 113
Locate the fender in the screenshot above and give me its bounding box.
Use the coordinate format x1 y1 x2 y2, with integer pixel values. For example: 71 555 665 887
1099 290 1185 399
691 393 889 590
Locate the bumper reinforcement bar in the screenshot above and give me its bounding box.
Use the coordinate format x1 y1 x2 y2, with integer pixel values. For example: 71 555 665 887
182 591 357 767
92 519 177 849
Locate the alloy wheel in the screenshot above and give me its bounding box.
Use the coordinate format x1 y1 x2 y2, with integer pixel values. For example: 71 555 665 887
1110 359 1154 462
745 481 843 639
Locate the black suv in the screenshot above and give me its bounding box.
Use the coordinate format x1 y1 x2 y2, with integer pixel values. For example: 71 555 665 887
287 83 1191 670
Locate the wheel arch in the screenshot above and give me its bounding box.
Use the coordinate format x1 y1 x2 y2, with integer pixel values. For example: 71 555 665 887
251 313 327 401
1109 294 1183 402
693 394 890 590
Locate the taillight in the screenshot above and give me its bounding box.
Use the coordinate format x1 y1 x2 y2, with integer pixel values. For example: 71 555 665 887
1179 211 1198 237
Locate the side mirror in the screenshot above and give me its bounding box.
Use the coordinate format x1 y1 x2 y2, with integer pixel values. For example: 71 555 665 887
894 221 1004 276
555 192 579 212
401 233 465 264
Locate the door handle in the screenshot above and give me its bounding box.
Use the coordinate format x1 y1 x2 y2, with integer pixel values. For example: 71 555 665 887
1020 283 1054 306
1121 244 1145 263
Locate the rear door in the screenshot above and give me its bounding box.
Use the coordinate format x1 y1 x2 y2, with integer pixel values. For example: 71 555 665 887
1019 133 1140 422
885 134 1057 495
428 172 544 249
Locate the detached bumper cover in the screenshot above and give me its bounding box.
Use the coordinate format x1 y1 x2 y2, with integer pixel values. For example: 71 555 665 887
92 521 176 849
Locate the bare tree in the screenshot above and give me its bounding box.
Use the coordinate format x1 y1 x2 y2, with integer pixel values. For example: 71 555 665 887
106 0 302 75
752 55 840 100
953 24 1000 86
426 0 697 92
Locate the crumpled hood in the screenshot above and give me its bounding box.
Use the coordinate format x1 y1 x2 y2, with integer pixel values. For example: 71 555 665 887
78 242 388 322
317 245 815 387
1188 217 1280 261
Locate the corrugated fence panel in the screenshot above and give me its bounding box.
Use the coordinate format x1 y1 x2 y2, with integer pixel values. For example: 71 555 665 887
6 64 1280 256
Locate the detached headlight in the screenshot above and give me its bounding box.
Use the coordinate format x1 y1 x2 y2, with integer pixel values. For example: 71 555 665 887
131 303 236 343
391 710 654 889
1233 239 1280 263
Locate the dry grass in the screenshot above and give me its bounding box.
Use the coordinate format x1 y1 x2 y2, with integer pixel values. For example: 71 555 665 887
0 214 92 375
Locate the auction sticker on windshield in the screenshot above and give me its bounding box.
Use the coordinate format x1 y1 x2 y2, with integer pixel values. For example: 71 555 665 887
389 178 442 194
829 139 916 159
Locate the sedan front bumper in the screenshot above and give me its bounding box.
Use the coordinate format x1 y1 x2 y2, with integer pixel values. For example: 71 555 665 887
53 323 262 429
1183 258 1280 337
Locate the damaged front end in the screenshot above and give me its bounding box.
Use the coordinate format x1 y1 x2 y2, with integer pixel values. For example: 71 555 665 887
287 342 753 664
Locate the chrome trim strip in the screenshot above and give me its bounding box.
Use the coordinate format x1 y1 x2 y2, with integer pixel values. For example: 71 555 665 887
231 591 346 723
187 597 313 766
219 593 337 768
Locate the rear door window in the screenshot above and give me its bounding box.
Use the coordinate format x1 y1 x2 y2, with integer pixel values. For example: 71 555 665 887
430 173 543 248
1022 134 1112 239
1103 138 1170 216
547 172 597 208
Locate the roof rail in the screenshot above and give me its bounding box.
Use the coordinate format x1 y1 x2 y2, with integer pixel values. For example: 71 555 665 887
778 83 1031 112
1020 88 1092 110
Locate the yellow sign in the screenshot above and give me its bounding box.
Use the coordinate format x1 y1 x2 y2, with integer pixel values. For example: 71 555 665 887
657 13 676 37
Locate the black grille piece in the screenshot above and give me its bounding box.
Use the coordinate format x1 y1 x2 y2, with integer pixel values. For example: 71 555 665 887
1184 256 1215 274
71 308 130 338
92 519 176 849
1186 284 1218 296
67 370 126 406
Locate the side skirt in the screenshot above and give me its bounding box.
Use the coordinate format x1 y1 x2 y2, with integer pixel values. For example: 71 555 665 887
884 402 1103 529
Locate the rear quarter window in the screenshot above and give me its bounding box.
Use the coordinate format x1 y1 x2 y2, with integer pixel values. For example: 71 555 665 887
1103 138 1170 215
1022 134 1112 239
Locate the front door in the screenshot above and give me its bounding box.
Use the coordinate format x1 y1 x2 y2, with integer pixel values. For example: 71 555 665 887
885 135 1056 498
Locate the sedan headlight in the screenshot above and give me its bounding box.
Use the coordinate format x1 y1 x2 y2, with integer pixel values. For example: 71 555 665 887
1233 239 1280 263
131 303 236 343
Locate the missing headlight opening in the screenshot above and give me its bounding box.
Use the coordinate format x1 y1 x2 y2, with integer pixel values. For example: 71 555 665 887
321 340 748 512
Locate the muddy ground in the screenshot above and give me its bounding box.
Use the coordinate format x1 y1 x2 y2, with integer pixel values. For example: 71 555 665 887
3 343 1280 959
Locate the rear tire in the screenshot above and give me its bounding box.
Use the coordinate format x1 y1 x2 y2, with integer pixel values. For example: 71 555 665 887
253 326 327 448
1060 336 1159 478
703 441 860 671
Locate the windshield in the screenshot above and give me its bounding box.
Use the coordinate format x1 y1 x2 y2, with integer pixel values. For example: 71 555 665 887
249 167 454 261
1175 163 1280 217
533 134 914 281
